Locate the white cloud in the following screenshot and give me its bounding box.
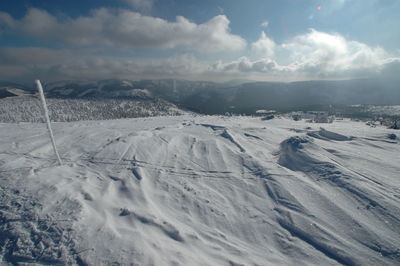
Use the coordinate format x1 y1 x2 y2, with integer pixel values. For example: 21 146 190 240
215 29 399 80
260 20 269 28
251 31 276 58
211 57 279 73
0 8 247 53
380 58 400 76
281 29 388 77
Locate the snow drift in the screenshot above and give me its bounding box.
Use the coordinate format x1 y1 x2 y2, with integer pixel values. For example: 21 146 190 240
0 116 399 265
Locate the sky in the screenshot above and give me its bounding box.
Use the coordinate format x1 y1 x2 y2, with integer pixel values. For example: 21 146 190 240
0 0 399 83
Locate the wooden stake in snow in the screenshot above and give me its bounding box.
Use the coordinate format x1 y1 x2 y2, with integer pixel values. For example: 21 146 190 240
35 80 63 166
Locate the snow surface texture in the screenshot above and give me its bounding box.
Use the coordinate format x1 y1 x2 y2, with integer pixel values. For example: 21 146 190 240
0 116 399 265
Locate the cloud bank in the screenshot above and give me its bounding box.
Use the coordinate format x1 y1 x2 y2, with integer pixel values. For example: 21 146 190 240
0 7 399 82
0 8 246 53
0 47 209 82
223 29 399 80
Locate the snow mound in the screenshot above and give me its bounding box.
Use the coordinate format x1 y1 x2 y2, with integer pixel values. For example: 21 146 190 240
220 129 246 152
307 128 355 141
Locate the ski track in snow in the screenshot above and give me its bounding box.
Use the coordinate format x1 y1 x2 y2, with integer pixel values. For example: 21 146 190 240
0 115 399 265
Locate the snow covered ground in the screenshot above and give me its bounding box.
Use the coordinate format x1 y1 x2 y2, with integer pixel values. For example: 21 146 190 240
0 115 399 265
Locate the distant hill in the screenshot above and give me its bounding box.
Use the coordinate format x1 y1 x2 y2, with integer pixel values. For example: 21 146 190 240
1 78 399 114
228 78 400 114
0 81 34 99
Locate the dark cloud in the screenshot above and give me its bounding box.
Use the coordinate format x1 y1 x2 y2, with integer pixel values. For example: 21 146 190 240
0 47 209 82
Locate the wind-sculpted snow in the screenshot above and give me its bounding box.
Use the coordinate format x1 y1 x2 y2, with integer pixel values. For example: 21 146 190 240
307 128 356 141
0 116 399 265
278 134 400 265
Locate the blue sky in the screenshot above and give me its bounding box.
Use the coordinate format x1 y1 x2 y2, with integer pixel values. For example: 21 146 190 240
0 0 399 82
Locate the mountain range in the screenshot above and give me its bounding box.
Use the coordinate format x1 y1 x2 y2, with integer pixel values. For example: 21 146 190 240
1 78 399 114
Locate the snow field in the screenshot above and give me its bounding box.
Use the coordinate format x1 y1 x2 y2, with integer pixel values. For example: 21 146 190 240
0 115 399 265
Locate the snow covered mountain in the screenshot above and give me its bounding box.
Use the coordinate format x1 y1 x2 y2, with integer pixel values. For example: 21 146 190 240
1 115 399 265
0 81 33 99
2 78 400 115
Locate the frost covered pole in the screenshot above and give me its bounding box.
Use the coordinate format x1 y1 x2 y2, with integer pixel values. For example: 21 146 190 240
35 80 63 166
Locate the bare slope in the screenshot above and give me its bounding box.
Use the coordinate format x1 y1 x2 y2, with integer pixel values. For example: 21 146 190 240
0 116 399 265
